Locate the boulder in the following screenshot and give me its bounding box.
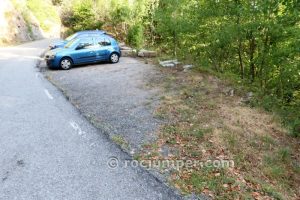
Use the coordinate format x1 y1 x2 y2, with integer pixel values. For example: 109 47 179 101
183 64 194 72
119 42 126 47
137 49 157 58
159 59 181 68
121 49 137 57
223 88 235 96
241 92 254 103
120 46 133 51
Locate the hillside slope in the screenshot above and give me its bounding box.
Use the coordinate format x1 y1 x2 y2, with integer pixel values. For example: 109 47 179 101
0 0 60 46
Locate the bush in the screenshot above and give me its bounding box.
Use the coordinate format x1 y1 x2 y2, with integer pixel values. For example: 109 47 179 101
292 119 300 137
52 0 62 5
127 24 144 49
60 1 103 32
111 5 131 24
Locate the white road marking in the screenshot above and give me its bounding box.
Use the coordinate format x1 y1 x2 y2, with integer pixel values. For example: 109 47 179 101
44 89 54 100
70 121 95 147
90 143 96 147
70 121 87 137
70 121 79 130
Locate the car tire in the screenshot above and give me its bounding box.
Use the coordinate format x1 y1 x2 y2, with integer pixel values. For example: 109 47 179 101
60 57 73 70
110 53 119 63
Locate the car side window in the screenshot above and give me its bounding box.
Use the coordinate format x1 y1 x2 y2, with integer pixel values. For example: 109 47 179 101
76 39 94 50
95 37 111 47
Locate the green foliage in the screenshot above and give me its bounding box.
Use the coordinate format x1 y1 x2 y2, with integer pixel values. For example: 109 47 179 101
61 0 103 32
51 0 63 5
150 0 300 136
127 24 144 48
291 119 300 137
110 5 131 24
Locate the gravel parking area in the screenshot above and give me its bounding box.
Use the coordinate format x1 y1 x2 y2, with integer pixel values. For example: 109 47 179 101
40 57 161 151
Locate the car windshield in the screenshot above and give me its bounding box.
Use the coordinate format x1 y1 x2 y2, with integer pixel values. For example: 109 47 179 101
64 38 79 48
65 33 78 41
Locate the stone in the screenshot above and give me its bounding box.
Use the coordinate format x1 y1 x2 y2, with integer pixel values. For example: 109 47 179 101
159 62 175 68
241 92 254 103
121 49 137 57
183 64 194 72
119 42 126 47
120 46 133 51
246 92 254 98
229 89 234 96
223 88 235 96
137 49 157 58
159 59 180 68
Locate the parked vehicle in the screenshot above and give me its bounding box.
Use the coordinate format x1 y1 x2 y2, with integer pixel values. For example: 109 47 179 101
45 35 121 70
48 30 106 50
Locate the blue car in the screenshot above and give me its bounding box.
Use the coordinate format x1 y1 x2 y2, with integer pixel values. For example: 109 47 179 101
45 35 121 70
49 30 106 50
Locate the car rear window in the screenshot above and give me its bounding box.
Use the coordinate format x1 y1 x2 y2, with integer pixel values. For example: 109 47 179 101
95 37 111 46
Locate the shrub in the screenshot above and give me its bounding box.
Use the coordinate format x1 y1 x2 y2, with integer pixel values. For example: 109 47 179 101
52 0 62 5
110 5 131 24
60 1 103 32
292 119 300 137
127 24 144 49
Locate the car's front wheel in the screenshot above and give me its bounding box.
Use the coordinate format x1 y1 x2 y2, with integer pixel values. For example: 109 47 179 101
110 53 119 63
60 57 73 70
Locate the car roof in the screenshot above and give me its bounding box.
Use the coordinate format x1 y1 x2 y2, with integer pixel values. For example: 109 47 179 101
77 34 115 40
76 30 106 34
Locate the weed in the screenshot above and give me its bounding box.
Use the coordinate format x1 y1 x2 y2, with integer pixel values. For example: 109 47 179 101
111 135 129 149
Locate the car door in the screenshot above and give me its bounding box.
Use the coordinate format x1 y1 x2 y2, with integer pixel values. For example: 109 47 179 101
94 37 111 61
72 38 96 64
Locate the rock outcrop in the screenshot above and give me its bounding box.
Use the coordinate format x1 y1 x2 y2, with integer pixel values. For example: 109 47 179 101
0 0 44 46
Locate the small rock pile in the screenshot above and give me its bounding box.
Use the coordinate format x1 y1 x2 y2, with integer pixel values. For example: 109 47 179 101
119 43 157 58
159 60 181 68
159 59 194 72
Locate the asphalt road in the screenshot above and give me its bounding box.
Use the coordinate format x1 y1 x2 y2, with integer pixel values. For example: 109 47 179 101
0 40 181 200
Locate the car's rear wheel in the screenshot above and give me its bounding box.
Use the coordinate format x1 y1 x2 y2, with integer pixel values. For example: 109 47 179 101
110 53 119 63
60 57 73 70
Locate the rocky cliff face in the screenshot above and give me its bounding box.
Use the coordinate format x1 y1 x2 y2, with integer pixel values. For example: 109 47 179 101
0 0 44 46
0 0 44 45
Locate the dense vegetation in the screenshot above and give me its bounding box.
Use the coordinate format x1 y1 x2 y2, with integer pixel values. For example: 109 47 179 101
55 0 299 136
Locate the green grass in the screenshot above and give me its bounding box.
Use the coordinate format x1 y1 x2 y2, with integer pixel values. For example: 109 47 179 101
111 135 129 149
245 176 285 200
185 168 238 199
189 128 212 139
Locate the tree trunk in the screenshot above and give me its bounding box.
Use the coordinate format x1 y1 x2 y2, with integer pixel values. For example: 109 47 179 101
259 33 269 89
235 0 244 79
249 31 256 83
238 40 244 79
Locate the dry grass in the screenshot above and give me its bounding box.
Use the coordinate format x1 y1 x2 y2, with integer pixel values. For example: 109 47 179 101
138 66 300 199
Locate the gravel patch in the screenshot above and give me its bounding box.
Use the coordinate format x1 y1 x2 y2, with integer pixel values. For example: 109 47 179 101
41 57 162 151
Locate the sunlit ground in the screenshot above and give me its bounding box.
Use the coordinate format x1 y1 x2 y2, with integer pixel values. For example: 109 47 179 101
0 47 44 61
